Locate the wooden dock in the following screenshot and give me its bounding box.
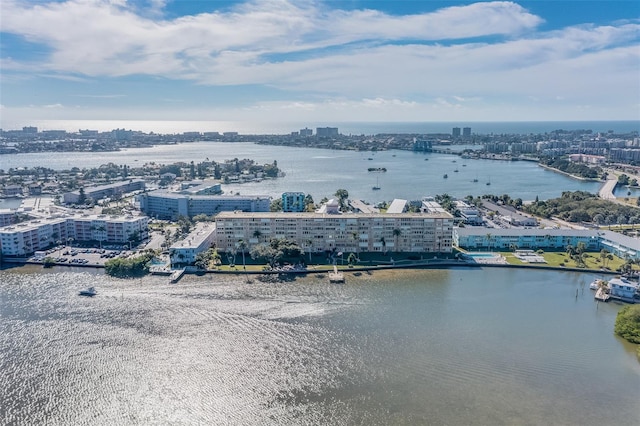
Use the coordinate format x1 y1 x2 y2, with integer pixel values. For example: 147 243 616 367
328 265 345 283
169 268 186 284
594 287 610 302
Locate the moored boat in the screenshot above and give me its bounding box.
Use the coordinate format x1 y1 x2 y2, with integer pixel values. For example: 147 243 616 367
78 287 97 297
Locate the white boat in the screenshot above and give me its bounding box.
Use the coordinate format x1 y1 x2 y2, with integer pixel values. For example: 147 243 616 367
78 287 97 297
372 177 381 190
589 279 607 290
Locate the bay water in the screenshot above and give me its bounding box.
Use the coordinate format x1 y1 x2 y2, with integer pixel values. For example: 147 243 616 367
2 141 602 203
2 124 639 424
1 266 638 425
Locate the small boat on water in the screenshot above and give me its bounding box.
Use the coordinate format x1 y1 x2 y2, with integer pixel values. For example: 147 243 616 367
78 287 97 297
589 279 606 290
372 177 381 190
443 174 448 179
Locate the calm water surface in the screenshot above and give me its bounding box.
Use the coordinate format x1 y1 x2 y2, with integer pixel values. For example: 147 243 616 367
1 266 638 425
1 142 602 202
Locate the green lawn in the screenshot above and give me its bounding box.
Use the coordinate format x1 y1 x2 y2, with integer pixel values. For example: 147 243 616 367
501 251 632 271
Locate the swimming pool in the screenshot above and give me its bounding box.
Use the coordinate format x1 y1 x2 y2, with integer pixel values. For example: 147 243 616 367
465 252 500 259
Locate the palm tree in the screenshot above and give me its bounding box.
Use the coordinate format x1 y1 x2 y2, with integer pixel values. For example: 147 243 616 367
96 225 106 248
351 231 359 255
334 189 349 211
305 239 313 264
252 229 262 243
237 239 248 270
600 249 610 268
379 236 387 254
393 228 402 253
485 233 492 252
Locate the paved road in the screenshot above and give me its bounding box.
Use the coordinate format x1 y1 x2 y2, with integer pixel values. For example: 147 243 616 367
598 176 618 200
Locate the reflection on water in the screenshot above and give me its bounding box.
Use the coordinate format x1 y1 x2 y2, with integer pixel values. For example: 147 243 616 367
1 267 638 425
0 142 602 202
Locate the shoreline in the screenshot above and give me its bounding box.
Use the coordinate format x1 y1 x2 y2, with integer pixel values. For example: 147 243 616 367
537 163 601 182
2 258 623 278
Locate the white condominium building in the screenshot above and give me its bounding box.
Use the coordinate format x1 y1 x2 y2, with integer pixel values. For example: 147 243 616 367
214 211 453 254
0 214 149 256
138 190 271 220
169 222 217 266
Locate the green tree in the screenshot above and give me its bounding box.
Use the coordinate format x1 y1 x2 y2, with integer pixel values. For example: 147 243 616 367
250 242 282 267
614 305 640 344
393 228 402 252
270 198 283 212
351 231 359 255
379 236 387 254
78 187 86 204
334 189 349 210
237 239 248 270
600 249 610 268
304 194 315 212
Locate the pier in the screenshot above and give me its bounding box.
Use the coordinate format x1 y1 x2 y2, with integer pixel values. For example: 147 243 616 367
594 287 610 302
169 268 186 283
328 265 345 283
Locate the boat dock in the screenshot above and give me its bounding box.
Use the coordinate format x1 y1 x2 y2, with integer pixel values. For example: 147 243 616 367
169 268 186 283
328 265 345 283
595 287 610 302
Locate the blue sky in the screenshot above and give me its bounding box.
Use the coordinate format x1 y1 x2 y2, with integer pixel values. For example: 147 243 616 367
1 0 639 126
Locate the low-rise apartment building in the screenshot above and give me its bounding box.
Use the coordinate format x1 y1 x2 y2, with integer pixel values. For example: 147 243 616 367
214 211 454 255
63 179 145 204
169 222 217 266
454 228 600 251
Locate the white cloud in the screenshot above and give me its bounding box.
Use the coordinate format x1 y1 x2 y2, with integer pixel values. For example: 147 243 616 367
0 0 638 121
75 94 126 98
0 0 544 80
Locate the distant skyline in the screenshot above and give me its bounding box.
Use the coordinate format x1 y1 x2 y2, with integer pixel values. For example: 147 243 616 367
1 1 639 126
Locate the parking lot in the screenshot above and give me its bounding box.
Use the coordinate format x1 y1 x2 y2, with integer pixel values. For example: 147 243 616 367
31 245 139 267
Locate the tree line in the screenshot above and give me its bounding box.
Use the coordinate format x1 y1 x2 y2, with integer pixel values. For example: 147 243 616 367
524 191 640 224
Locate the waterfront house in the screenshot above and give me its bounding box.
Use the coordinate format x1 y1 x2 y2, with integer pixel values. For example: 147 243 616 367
607 277 639 300
3 185 24 197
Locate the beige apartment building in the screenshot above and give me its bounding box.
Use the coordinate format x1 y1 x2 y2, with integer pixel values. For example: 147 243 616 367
214 211 453 255
0 214 148 256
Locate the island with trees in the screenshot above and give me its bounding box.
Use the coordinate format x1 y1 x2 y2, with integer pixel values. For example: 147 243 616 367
614 305 640 359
